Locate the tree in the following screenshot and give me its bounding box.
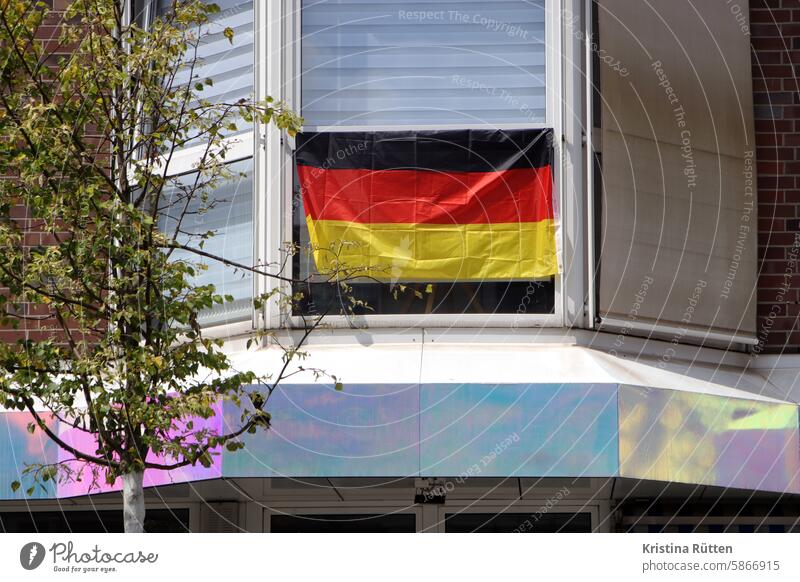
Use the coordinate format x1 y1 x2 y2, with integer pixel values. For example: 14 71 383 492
0 0 346 532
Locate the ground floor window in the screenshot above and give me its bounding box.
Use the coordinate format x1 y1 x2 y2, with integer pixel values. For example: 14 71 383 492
269 513 416 533
264 505 593 533
444 512 592 533
0 509 190 533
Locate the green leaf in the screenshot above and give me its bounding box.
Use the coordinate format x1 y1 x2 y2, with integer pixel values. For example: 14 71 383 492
334 382 344 391
223 27 234 43
10 481 20 493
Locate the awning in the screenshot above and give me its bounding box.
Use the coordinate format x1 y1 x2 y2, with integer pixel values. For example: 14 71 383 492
1 342 797 499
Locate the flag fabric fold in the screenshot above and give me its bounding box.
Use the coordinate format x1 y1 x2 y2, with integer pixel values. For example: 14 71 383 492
295 129 558 281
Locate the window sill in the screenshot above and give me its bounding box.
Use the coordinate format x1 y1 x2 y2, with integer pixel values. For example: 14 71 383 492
287 313 561 330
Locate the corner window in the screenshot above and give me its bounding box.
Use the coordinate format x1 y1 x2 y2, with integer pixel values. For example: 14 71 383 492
151 0 255 327
290 0 558 320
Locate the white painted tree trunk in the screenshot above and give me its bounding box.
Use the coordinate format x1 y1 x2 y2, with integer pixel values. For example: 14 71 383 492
122 471 145 533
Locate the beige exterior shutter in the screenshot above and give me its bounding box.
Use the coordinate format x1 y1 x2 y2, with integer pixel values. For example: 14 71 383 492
596 0 757 343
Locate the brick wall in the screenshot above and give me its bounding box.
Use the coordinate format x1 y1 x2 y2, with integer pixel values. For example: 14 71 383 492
0 1 77 345
752 0 800 352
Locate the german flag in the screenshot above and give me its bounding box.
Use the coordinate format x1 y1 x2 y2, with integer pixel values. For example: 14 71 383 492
295 129 558 281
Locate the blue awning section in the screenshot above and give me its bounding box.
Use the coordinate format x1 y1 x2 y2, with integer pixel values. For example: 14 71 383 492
2 382 798 499
222 383 620 479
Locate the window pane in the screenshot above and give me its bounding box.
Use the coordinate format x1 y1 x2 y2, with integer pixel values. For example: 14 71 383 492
294 2 555 318
270 513 416 532
293 280 554 316
444 512 591 533
0 509 190 533
162 158 254 326
596 0 757 338
159 0 254 143
291 153 555 317
301 0 547 127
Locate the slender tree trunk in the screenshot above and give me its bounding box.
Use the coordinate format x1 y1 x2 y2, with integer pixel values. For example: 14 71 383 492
122 471 146 533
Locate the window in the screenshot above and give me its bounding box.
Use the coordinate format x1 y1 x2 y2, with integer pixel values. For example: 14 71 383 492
148 0 256 327
444 511 591 533
165 0 255 145
135 0 758 338
0 509 190 533
594 0 758 346
269 513 416 533
289 0 559 321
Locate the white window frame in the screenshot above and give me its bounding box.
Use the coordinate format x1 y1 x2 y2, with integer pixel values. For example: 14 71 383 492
256 0 567 330
160 135 257 339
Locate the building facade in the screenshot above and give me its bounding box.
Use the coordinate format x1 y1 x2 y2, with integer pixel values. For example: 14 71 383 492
2 0 800 533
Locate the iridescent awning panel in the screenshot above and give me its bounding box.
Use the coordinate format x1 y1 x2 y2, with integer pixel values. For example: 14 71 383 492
618 385 800 494
0 412 58 499
222 383 421 477
418 383 619 477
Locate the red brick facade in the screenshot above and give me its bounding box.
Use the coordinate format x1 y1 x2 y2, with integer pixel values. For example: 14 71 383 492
0 1 76 345
752 0 800 352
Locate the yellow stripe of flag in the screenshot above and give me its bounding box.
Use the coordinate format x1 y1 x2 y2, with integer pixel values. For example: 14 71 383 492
306 217 558 281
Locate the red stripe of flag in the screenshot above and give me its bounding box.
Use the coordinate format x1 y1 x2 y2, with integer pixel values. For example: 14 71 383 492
298 166 553 225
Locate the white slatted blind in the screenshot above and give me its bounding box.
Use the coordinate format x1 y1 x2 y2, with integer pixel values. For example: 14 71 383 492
160 0 254 140
301 0 547 127
162 159 254 326
155 1 255 326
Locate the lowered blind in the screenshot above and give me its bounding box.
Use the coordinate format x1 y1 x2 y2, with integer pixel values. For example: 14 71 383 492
596 0 757 342
160 0 254 140
155 1 255 326
162 159 254 326
301 0 547 127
